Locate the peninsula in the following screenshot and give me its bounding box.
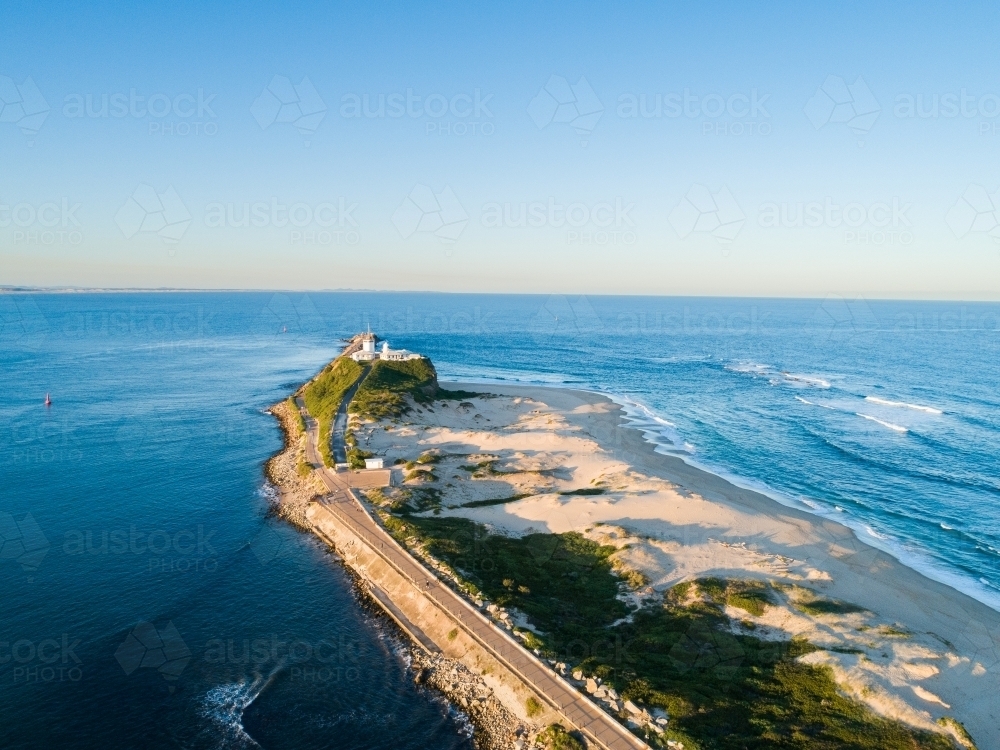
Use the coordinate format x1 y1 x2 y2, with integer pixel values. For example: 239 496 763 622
265 334 995 750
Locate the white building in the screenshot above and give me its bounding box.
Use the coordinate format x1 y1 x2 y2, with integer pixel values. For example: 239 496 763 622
378 341 421 361
364 457 385 469
351 332 379 362
351 334 422 363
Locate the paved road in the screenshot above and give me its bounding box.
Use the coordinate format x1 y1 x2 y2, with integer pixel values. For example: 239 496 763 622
331 366 370 464
295 399 648 750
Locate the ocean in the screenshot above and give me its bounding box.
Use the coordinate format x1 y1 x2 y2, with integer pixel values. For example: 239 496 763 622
2 291 999 748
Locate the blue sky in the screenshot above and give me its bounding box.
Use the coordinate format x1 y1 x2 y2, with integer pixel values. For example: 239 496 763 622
3 0 1000 298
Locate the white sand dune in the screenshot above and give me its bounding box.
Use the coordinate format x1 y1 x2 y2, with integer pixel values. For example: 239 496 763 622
357 382 999 747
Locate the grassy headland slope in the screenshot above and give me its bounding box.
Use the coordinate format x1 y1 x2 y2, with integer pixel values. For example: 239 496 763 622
300 356 363 466
350 357 439 420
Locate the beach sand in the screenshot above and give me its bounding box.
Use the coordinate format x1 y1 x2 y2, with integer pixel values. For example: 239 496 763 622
356 382 999 748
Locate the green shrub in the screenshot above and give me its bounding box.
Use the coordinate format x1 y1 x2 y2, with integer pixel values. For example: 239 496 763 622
696 577 772 617
794 595 868 617
347 448 374 470
537 724 583 750
525 696 543 718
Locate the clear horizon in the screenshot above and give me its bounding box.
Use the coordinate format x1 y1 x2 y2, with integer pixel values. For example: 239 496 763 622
4 1 1000 299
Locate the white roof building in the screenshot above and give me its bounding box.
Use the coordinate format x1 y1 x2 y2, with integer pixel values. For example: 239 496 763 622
351 332 379 361
350 335 422 363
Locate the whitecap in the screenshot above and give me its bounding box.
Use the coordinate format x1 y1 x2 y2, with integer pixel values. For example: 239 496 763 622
856 413 908 433
726 361 772 374
864 525 889 541
864 396 942 414
782 372 831 388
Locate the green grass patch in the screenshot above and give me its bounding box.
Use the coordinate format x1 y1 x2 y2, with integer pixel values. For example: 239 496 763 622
937 717 978 749
696 577 773 617
382 514 952 750
301 357 363 467
296 456 312 478
525 696 543 718
350 358 438 420
406 467 437 482
537 724 584 750
794 595 868 617
347 448 374 470
878 625 911 638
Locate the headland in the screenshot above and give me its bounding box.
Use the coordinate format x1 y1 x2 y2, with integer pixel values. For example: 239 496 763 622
265 334 995 750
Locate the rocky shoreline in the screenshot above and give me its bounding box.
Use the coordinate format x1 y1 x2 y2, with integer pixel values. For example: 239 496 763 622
265 398 526 750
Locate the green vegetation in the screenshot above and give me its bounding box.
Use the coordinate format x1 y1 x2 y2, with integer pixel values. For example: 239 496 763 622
374 487 442 514
348 448 374 470
350 358 438 420
793 595 868 617
878 625 911 638
937 717 977 749
696 577 773 617
447 628 458 641
286 397 306 433
525 696 544 718
301 357 363 467
460 459 501 476
296 456 312 478
406 467 437 482
559 488 606 496
537 724 584 750
380 514 954 750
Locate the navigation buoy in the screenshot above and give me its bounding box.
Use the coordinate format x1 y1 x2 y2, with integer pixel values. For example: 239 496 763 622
44 393 52 407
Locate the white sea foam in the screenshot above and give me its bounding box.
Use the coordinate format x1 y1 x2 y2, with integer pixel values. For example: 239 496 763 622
200 679 266 748
856 413 908 433
607 394 692 455
795 395 837 410
864 396 943 414
727 361 772 374
782 372 831 388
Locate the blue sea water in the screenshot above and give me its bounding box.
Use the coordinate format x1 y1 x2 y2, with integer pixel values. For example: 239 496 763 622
2 291 999 748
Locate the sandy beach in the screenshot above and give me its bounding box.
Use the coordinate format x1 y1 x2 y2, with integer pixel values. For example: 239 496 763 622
352 381 999 748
